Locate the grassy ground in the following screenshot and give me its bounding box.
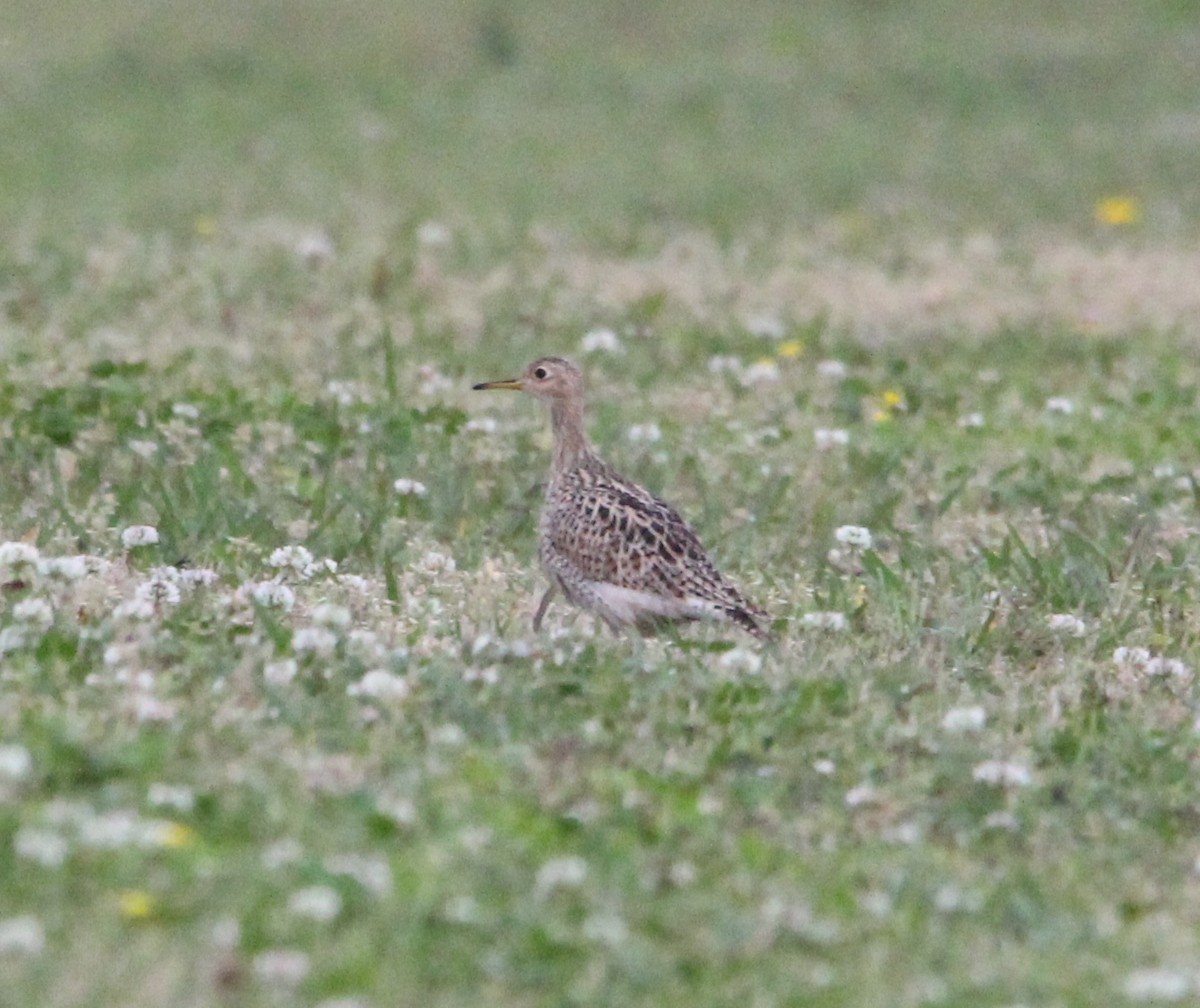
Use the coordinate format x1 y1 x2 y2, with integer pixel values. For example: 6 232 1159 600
4 2 1200 1006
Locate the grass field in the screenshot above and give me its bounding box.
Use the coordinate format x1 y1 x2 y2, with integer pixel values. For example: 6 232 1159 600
4 2 1200 1005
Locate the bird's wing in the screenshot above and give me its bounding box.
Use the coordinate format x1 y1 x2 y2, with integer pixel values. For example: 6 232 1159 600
544 466 756 610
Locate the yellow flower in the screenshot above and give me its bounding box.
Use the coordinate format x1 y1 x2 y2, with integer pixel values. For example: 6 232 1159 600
193 215 218 238
871 409 890 424
882 389 904 409
155 821 195 849
1095 196 1140 226
777 340 803 359
118 890 154 920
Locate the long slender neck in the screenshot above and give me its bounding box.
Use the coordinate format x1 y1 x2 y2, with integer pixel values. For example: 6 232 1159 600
549 397 591 472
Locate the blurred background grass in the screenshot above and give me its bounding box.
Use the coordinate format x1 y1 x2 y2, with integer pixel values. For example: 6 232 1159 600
3 0 1198 238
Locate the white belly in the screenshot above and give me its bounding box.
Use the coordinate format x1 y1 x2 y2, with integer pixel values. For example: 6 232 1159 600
590 582 719 626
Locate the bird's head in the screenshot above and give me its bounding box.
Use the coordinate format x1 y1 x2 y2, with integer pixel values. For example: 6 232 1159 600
472 357 583 405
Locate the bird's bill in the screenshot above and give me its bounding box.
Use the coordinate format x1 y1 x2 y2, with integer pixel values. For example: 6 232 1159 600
472 378 523 391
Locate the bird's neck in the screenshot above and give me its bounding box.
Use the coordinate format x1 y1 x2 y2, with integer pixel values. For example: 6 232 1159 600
550 399 591 471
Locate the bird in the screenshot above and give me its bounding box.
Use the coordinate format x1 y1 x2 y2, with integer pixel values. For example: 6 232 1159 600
473 356 769 639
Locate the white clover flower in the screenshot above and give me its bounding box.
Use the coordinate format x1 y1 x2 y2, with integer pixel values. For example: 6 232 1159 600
136 577 181 607
429 724 466 747
37 555 89 581
884 821 922 846
800 611 847 631
263 659 298 685
311 603 352 629
580 328 622 354
392 478 428 497
13 827 68 868
147 564 182 585
116 670 155 691
375 795 417 827
77 811 142 849
1113 646 1152 669
287 885 342 922
348 667 412 700
443 894 481 923
120 525 160 548
295 231 334 266
464 665 499 685
707 355 743 376
12 598 53 629
326 854 393 897
112 599 156 622
972 760 1032 787
740 359 781 387
1124 969 1191 1002
252 949 311 987
0 627 28 654
465 416 498 434
1046 613 1087 637
813 428 850 450
0 916 45 956
582 911 628 947
942 705 986 733
1045 397 1074 415
261 838 305 870
250 581 296 611
293 627 338 657
627 423 661 444
0 744 33 781
957 412 985 429
128 439 159 459
171 402 200 420
845 784 877 807
347 629 383 660
179 568 218 587
1145 656 1191 679
742 312 786 340
325 380 368 407
0 542 40 571
147 783 195 813
416 220 451 248
267 545 315 573
211 916 240 949
834 525 873 550
668 861 697 887
134 695 177 723
415 551 456 575
813 758 836 775
816 359 847 379
717 648 762 675
933 884 983 914
534 856 588 897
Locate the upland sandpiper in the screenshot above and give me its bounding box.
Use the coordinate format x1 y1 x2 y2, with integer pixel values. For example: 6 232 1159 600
473 357 769 639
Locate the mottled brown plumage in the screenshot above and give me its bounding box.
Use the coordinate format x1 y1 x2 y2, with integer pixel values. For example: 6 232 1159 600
473 357 768 639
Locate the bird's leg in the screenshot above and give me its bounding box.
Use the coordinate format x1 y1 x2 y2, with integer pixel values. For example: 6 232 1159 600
532 584 556 630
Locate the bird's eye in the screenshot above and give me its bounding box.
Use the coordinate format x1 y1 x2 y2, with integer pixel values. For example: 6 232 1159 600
533 367 548 380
